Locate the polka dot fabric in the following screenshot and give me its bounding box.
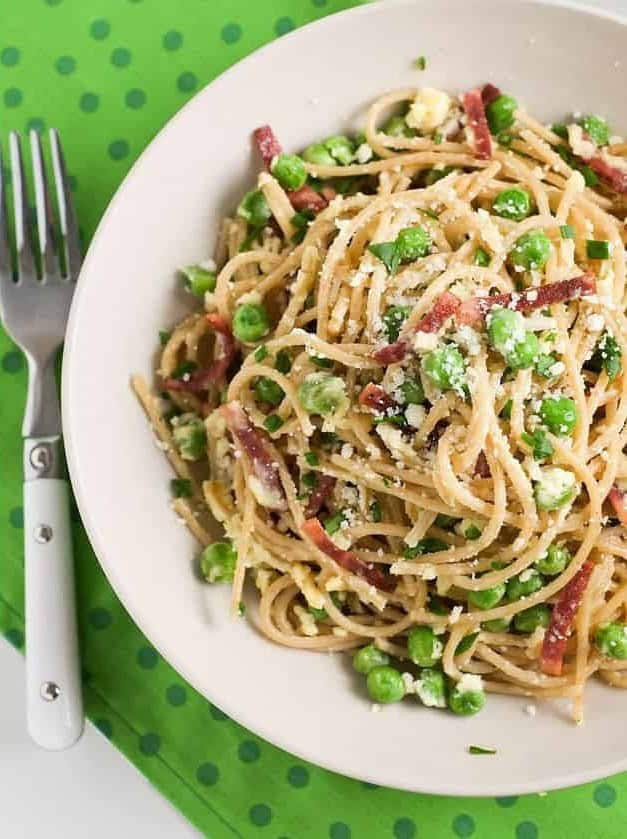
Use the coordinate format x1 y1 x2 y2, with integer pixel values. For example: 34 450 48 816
1 1 627 837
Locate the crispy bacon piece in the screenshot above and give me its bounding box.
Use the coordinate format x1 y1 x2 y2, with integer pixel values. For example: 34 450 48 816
481 83 501 107
461 88 493 160
458 273 596 326
540 561 595 676
474 451 491 478
358 383 398 414
607 485 627 525
163 314 237 393
373 292 461 365
253 125 282 168
220 401 286 511
304 474 337 519
301 517 396 592
287 184 329 212
587 156 627 194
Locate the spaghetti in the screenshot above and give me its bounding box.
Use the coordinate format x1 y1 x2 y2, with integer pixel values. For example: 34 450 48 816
134 84 627 720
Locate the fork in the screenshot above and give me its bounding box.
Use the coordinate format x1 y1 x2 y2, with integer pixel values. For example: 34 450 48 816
0 130 83 749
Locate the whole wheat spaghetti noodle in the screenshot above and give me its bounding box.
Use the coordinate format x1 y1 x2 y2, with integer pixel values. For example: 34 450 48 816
134 83 627 720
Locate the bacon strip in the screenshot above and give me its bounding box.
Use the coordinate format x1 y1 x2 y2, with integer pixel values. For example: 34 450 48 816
587 156 627 194
287 184 329 212
474 451 491 478
481 84 501 107
304 474 337 518
373 292 461 365
301 518 395 592
253 125 282 168
607 485 627 525
461 89 493 160
163 314 237 393
358 383 398 414
220 401 286 511
458 272 596 326
540 561 594 676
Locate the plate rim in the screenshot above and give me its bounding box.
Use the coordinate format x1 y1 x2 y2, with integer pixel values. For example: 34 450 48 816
62 0 627 797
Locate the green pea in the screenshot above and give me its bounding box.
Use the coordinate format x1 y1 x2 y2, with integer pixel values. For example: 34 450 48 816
580 115 610 147
271 153 307 190
382 305 411 342
514 604 551 632
488 308 525 355
400 376 425 405
509 230 552 271
324 135 355 165
172 413 206 461
492 187 532 221
506 332 540 370
366 665 406 703
595 622 627 659
237 189 272 227
297 372 348 416
395 225 431 261
424 166 457 186
539 396 577 436
448 681 486 716
534 467 578 511
407 625 443 667
506 569 544 601
415 668 446 708
181 264 216 296
481 617 512 632
232 303 270 342
353 644 390 674
486 94 518 134
535 543 571 575
474 247 491 267
422 345 466 393
468 583 506 610
302 142 336 166
254 377 284 406
200 541 237 583
383 114 414 138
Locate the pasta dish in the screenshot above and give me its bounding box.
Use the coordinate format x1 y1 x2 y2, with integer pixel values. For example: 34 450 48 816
134 83 627 720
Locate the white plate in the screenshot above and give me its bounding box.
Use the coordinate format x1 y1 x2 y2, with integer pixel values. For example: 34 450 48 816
63 0 627 796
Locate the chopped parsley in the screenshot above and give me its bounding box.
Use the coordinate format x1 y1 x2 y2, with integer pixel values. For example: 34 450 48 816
403 537 447 559
170 478 193 498
468 745 497 755
254 345 269 362
414 55 427 70
159 329 172 346
521 429 554 461
171 360 198 379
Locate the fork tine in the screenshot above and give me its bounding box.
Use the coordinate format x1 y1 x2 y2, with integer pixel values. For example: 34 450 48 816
9 131 36 281
29 130 57 281
49 129 80 279
0 150 12 282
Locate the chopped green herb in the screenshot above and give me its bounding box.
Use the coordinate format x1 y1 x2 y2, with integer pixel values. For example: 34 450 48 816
468 745 497 755
419 207 440 220
302 471 318 489
590 332 622 382
368 241 401 274
171 360 198 380
264 414 284 432
427 594 449 615
433 131 443 145
551 123 568 140
414 55 427 70
370 500 383 522
320 431 339 449
500 399 513 420
521 428 554 461
559 224 575 240
181 264 216 296
382 305 411 342
535 353 558 378
497 131 513 147
275 350 292 374
310 354 334 369
309 606 328 621
587 240 611 260
238 601 246 617
159 329 171 346
324 511 345 535
170 478 193 498
400 377 425 405
455 632 479 655
474 247 491 267
254 345 269 362
305 451 320 467
403 537 447 559
434 513 457 529
580 114 610 147
291 209 315 244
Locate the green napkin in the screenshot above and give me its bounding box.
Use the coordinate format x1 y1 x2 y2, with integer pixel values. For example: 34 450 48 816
1 1 626 836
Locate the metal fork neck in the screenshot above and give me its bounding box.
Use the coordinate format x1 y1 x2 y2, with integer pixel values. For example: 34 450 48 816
24 436 65 481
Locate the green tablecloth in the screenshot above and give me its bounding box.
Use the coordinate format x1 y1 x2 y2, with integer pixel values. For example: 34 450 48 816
0 1 625 836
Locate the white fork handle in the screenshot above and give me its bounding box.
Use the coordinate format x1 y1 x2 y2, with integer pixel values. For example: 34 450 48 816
24 479 83 749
